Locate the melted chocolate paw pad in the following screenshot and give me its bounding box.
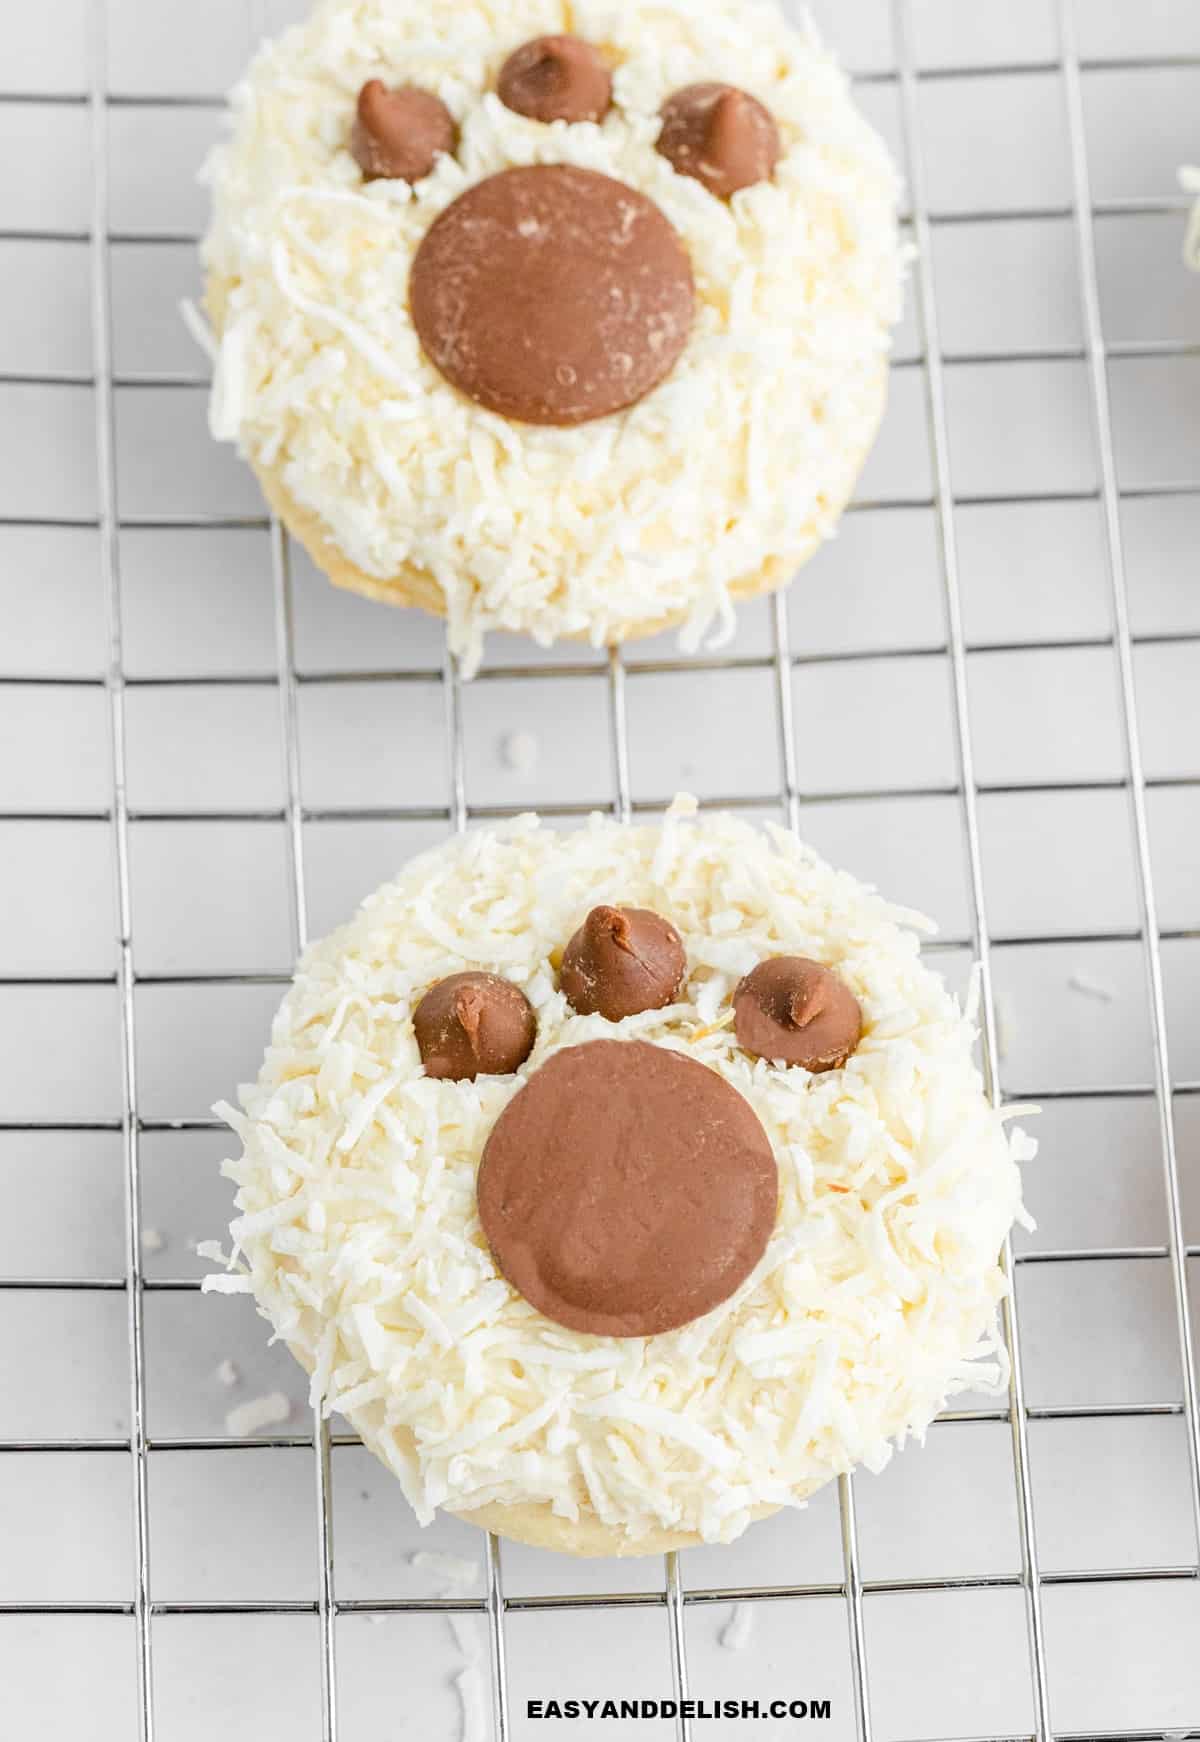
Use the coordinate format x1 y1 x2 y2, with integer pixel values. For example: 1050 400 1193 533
464 917 862 1339
381 44 783 426
409 165 694 428
477 1039 778 1339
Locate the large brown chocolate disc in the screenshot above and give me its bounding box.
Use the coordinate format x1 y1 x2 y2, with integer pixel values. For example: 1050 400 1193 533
409 165 695 427
477 1040 779 1338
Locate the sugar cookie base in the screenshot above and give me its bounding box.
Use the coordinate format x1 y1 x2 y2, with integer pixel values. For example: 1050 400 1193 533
451 1498 788 1558
245 365 886 651
283 1334 787 1556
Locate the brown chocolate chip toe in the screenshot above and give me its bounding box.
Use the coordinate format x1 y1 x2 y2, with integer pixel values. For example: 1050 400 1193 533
561 906 687 1022
414 972 536 1082
351 80 457 184
477 1040 778 1338
498 34 613 125
734 958 863 1073
409 165 695 427
657 82 782 199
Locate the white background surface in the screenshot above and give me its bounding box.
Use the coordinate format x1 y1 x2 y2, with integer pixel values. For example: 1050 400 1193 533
1 0 1199 1737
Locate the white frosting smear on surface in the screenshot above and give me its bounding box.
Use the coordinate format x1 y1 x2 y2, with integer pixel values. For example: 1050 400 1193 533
208 801 1029 1547
202 0 904 669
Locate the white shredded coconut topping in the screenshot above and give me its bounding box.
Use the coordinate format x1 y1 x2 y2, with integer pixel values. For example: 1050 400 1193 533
216 1358 242 1389
202 0 904 670
212 800 1028 1546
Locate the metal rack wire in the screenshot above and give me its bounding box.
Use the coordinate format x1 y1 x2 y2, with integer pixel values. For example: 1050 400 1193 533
1 0 1199 1737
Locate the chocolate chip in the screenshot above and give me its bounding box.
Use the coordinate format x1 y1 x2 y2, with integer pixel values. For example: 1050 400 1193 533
351 80 457 184
477 1040 779 1337
734 958 862 1073
409 165 695 427
560 905 687 1022
656 82 782 200
414 972 536 1082
498 35 613 125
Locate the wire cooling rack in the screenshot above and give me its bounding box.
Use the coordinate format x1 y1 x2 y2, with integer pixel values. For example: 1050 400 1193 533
2 0 1199 1737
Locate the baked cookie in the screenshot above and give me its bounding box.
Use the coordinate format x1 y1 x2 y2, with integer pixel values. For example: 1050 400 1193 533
207 801 1030 1558
201 0 903 672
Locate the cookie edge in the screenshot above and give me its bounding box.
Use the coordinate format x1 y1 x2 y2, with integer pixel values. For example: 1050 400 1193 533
209 271 889 647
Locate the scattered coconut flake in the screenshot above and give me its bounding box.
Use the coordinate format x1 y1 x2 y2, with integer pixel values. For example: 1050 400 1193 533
1068 974 1114 1005
447 1613 480 1661
454 1664 488 1742
720 1604 755 1652
994 997 1014 1064
179 297 218 365
140 1228 165 1255
203 1273 254 1295
225 1392 292 1437
500 730 541 781
410 1552 483 1659
410 1552 479 1592
1182 167 1200 270
216 1359 241 1389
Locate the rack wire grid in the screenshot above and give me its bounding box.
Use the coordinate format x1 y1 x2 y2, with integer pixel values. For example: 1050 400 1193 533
1 0 1199 1736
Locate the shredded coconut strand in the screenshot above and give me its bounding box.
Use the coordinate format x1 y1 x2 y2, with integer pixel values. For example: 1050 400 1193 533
1067 974 1114 1006
225 1392 293 1437
501 729 541 780
1183 167 1200 270
201 0 904 671
454 1665 488 1742
410 1552 480 1592
720 1604 755 1652
213 802 1029 1546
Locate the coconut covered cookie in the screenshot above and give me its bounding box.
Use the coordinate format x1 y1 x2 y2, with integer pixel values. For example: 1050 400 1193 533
207 802 1030 1558
201 0 904 671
